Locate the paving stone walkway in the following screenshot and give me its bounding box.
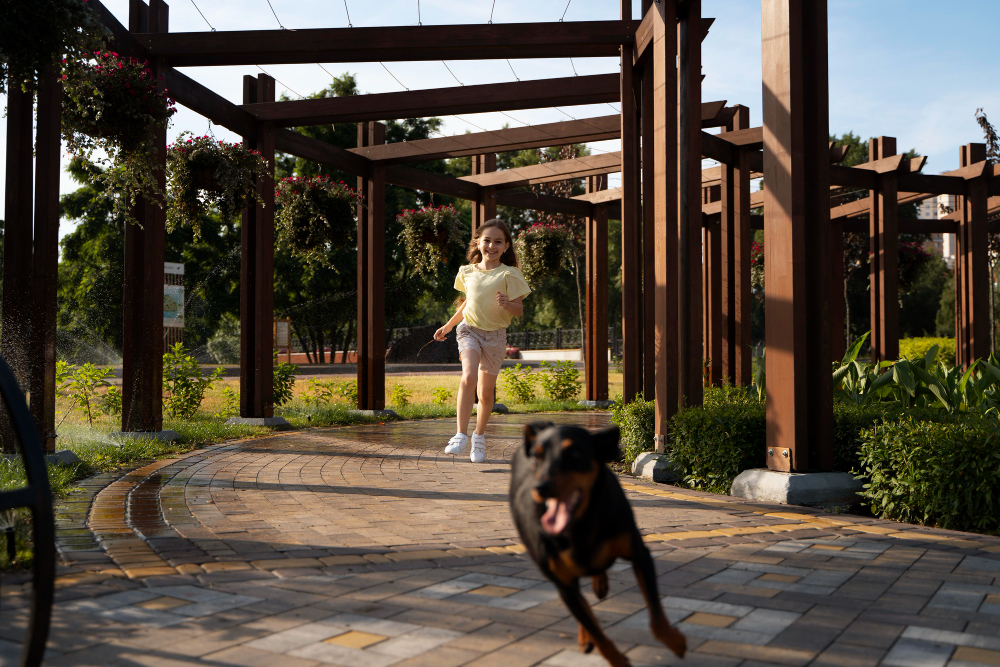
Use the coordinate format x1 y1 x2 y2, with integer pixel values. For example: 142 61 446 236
3 412 1000 666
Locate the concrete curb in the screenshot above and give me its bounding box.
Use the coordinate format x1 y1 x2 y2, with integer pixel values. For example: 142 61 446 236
731 469 864 507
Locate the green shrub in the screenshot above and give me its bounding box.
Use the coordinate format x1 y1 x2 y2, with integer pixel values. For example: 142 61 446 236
389 384 411 408
432 387 454 406
302 378 336 406
98 386 123 417
217 387 240 417
336 379 358 407
272 353 297 407
670 391 766 494
58 362 114 426
537 360 582 401
500 363 535 404
899 337 955 367
162 343 224 419
608 396 655 468
858 415 999 533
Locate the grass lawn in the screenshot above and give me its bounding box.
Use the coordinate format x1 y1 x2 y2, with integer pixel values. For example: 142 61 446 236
0 369 623 570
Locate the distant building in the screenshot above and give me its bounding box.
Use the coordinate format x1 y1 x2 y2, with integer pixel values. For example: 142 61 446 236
916 194 957 267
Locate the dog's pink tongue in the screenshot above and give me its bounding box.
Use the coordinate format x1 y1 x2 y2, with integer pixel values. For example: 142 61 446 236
541 498 571 535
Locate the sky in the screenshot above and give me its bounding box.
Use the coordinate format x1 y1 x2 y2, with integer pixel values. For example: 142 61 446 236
3 0 1000 242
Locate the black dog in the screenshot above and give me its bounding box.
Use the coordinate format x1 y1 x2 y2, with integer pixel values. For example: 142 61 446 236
509 422 686 667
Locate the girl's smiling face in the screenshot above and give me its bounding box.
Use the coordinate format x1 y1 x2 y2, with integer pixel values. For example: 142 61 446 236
477 228 509 265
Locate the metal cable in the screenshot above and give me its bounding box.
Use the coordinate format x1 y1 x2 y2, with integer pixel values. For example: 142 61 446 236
188 0 216 30
488 0 496 23
381 62 410 91
442 61 464 86
255 64 303 99
343 0 353 27
264 0 286 29
506 59 520 81
559 0 573 21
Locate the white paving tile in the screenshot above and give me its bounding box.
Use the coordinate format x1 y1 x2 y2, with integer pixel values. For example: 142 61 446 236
730 608 800 635
246 621 347 653
60 589 158 612
369 627 463 659
322 613 422 637
289 641 401 667
410 579 482 599
703 569 760 586
676 622 771 646
956 556 1000 573
542 648 608 666
660 596 754 618
884 638 954 667
730 561 815 577
98 606 187 628
452 572 538 590
903 626 1000 651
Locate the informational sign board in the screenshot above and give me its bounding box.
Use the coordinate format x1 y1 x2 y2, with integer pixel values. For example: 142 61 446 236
163 285 185 327
275 320 290 348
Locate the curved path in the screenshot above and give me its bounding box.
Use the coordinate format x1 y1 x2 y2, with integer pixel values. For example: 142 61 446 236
3 413 1000 666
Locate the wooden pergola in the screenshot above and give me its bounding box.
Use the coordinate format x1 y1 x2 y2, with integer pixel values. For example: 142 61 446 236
4 0 998 474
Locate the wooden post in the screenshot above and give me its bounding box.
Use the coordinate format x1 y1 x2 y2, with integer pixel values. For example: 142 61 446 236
620 0 643 403
471 153 497 234
1 83 35 398
956 143 990 366
27 66 62 453
240 73 276 418
678 0 703 407
652 0 678 451
720 105 750 385
761 0 833 472
702 215 722 387
585 176 609 402
868 136 899 364
641 61 656 400
830 216 846 361
122 0 168 433
357 122 387 410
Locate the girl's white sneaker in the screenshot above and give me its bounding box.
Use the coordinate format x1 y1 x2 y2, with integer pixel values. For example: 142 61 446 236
445 433 468 455
470 433 486 463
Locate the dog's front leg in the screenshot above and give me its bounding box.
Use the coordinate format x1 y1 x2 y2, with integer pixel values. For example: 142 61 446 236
630 538 687 658
556 581 630 667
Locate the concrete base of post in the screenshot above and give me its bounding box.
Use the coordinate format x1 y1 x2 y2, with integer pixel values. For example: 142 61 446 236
46 450 81 466
225 416 291 430
109 430 180 443
730 469 864 508
350 409 399 420
473 403 508 414
631 452 680 483
577 399 615 409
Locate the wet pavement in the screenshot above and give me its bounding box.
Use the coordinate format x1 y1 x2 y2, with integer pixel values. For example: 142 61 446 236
3 412 1000 666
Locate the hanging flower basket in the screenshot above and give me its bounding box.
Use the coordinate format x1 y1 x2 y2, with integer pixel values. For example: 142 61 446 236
274 176 363 266
0 0 106 94
514 222 575 285
61 50 177 222
396 205 464 277
166 132 269 237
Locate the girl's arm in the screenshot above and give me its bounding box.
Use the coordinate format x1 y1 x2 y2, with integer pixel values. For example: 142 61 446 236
434 300 466 341
496 292 524 317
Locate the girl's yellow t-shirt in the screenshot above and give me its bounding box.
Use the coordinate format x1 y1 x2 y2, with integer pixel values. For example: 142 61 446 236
454 264 531 331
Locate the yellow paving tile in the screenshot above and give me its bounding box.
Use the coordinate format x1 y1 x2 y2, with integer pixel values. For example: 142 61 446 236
320 555 369 566
952 646 1000 666
758 573 801 583
469 585 519 597
986 594 1000 605
685 612 737 628
811 544 844 551
201 562 251 573
323 631 387 649
849 525 897 535
136 596 190 611
385 550 449 562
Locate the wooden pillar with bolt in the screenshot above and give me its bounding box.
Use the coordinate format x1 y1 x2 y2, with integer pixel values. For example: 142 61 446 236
761 0 834 472
955 143 991 367
1 82 35 402
121 0 168 434
471 154 497 234
357 122 387 410
868 136 899 365
651 0 678 452
702 214 722 387
641 56 657 400
720 105 751 385
239 73 276 418
620 0 643 403
585 175 609 402
678 0 703 407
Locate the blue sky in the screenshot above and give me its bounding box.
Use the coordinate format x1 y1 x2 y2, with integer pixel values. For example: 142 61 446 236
2 0 999 239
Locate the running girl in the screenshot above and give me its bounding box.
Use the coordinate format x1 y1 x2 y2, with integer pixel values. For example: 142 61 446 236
433 219 531 462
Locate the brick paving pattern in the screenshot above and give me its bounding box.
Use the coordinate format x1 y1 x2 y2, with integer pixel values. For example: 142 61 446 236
3 412 1000 666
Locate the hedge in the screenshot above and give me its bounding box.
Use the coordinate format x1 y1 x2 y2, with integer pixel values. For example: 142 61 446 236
899 337 955 367
858 415 1000 533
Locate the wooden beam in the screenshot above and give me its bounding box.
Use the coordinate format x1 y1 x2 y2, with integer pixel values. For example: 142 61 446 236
471 154 497 233
243 74 620 126
494 189 592 217
585 175 609 401
357 122 387 410
138 21 641 66
897 172 967 196
573 186 623 204
868 136 899 365
461 152 621 189
352 115 620 164
956 143 991 367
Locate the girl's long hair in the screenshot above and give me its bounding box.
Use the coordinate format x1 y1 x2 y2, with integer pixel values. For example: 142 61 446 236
467 218 519 267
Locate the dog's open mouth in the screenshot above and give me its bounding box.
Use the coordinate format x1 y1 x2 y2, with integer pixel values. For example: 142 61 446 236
540 489 582 535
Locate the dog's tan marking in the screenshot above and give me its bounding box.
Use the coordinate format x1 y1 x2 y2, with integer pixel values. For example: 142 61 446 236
561 438 574 449
589 532 633 572
547 550 586 586
530 489 543 503
532 444 544 457
577 623 594 653
634 560 687 658
591 572 609 599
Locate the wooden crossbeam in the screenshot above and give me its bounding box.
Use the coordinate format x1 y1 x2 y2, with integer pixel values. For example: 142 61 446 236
137 21 640 67
460 152 621 189
573 187 623 204
351 116 620 163
495 189 592 217
243 74 620 126
634 9 714 66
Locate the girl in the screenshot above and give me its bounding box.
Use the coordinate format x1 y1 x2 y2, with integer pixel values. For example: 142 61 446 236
434 219 530 463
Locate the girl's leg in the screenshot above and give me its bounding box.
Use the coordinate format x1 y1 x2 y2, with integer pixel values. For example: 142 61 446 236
456 350 480 434
474 369 500 435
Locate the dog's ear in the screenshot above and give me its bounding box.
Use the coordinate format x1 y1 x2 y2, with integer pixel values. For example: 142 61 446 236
523 421 553 455
591 425 621 463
